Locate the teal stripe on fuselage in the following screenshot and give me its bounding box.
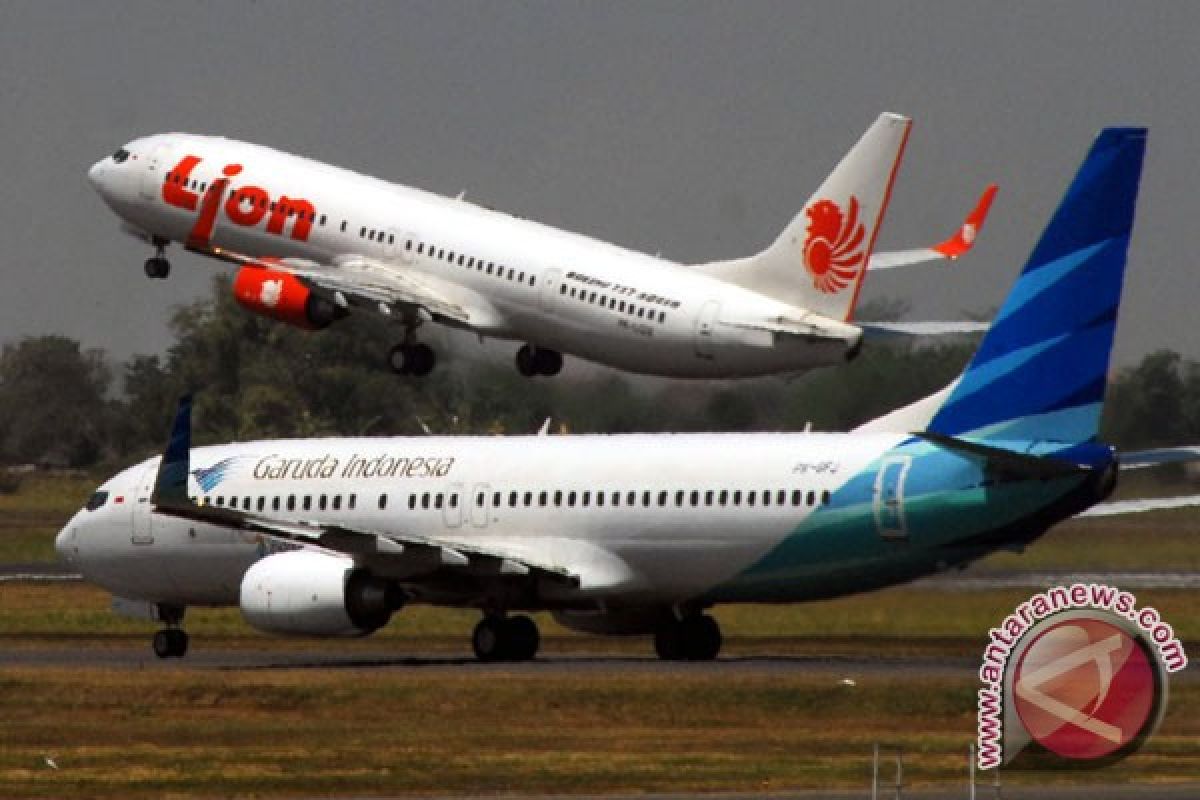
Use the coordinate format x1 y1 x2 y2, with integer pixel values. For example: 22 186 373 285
708 443 1084 603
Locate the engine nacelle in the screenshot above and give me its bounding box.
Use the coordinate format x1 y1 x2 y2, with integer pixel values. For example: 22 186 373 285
232 265 342 330
239 550 404 636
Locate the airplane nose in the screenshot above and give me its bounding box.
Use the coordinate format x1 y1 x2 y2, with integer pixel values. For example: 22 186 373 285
87 159 105 190
55 524 77 567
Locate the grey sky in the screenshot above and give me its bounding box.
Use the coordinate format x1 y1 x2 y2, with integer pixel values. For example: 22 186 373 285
3 1 1197 371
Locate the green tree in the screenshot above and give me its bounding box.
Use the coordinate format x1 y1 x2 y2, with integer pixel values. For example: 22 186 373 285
0 336 114 466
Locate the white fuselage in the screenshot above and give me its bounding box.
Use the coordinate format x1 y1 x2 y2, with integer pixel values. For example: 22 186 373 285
88 134 858 378
58 431 908 609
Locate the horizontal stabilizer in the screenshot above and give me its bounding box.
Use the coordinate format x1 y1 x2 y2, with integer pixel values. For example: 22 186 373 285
915 431 1088 479
1079 494 1200 517
860 320 989 338
869 184 998 270
1120 446 1200 469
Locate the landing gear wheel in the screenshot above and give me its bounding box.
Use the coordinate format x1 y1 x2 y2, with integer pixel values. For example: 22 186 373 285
506 615 540 661
534 348 563 376
388 343 436 377
152 628 189 659
654 614 721 661
143 256 170 279
516 345 537 377
472 616 508 662
516 345 563 377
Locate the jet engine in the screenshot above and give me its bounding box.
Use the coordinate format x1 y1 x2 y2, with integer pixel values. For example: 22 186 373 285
232 265 343 330
239 550 405 636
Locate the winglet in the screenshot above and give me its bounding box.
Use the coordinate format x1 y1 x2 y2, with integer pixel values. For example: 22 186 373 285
151 395 193 508
930 184 998 259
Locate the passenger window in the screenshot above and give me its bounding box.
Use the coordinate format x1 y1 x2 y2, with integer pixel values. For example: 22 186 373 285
257 497 265 512
642 490 651 506
596 492 604 507
690 490 699 507
421 493 430 509
822 490 831 505
435 493 444 509
612 491 621 507
807 490 816 506
349 494 357 510
493 491 501 507
319 495 327 511
509 491 518 507
538 491 548 507
554 490 562 507
272 497 281 511
302 496 312 511
523 491 532 506
705 490 714 506
792 490 803 506
340 220 347 232
379 494 388 510
477 492 486 506
777 489 787 505
747 491 756 506
568 491 577 507
450 494 459 508
287 495 296 511
529 276 536 286
733 490 742 506
674 490 684 507
581 491 590 506
658 491 668 507
762 490 772 507
332 496 341 511
216 495 225 507
719 490 729 506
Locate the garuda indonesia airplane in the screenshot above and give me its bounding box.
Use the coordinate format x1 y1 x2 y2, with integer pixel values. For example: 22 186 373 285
87 113 992 378
59 127 1194 661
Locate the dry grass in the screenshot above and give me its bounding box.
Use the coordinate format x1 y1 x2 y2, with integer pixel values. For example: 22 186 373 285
0 667 1197 799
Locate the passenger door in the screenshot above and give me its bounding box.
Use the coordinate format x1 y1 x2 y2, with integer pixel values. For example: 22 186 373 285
131 464 157 545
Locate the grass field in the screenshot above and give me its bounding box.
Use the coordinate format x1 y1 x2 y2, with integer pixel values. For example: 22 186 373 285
2 474 1198 797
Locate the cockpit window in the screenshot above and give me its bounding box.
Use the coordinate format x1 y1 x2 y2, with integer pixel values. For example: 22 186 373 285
84 490 110 511
112 148 130 164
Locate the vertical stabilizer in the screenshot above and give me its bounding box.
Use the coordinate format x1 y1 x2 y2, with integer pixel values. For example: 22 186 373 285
151 395 193 508
695 113 910 321
922 128 1147 443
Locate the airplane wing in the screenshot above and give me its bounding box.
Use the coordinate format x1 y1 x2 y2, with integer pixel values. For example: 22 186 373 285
196 244 476 326
147 397 637 598
152 497 583 588
868 184 998 271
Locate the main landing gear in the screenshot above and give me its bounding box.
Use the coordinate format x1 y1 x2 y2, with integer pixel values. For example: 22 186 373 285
388 342 436 377
471 613 540 662
653 613 722 661
143 237 171 280
152 628 189 659
516 344 563 377
151 603 188 659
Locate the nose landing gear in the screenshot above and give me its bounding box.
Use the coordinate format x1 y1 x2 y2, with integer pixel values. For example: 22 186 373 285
152 628 189 659
150 603 189 658
143 237 171 280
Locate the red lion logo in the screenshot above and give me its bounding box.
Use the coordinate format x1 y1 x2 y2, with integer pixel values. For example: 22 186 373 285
802 196 866 293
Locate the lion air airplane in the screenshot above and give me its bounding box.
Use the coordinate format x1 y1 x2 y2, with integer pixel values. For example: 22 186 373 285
87 113 993 378
60 127 1200 662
